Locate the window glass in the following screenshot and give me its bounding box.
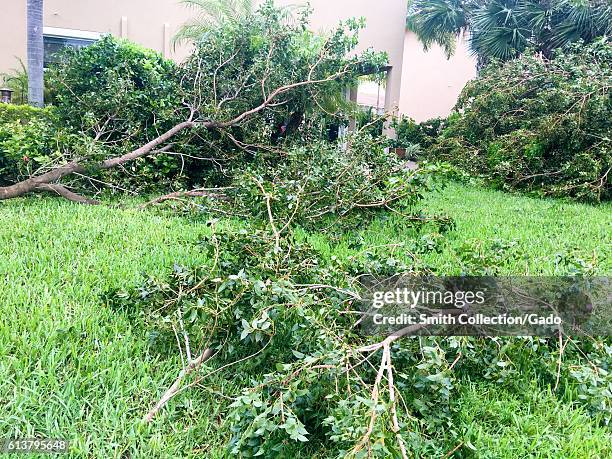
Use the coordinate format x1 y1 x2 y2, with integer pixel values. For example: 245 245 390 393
43 36 96 67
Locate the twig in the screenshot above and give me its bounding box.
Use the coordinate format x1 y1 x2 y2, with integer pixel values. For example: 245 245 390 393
35 183 100 205
143 348 213 423
385 346 409 459
251 176 281 252
139 187 233 209
443 442 464 458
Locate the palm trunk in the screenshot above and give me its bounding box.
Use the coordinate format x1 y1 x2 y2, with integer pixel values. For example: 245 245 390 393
27 0 44 107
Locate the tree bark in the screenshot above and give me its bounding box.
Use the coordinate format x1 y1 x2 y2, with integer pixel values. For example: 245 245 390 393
35 184 100 205
27 0 45 108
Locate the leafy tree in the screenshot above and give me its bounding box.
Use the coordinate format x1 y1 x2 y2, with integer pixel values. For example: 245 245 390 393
0 1 386 202
407 0 612 63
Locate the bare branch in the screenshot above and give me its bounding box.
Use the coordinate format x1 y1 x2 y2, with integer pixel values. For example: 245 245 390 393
35 183 100 205
143 348 214 423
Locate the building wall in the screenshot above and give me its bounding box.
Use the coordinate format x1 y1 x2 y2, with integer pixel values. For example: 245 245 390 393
399 31 477 122
1 0 193 75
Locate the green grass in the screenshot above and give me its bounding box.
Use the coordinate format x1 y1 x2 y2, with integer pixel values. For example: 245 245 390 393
455 382 611 458
1 184 610 457
306 182 611 275
0 198 231 457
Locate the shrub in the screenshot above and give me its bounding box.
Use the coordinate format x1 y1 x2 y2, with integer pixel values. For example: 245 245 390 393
45 36 189 191
48 35 182 139
427 39 612 202
0 106 75 186
393 116 445 151
0 104 53 125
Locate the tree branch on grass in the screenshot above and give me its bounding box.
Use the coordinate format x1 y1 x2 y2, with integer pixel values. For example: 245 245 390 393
143 348 214 423
35 183 100 205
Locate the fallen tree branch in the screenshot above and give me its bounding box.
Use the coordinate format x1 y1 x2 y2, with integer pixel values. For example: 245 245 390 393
35 183 100 205
385 346 409 459
0 64 353 203
139 187 234 209
357 322 432 353
143 348 214 423
0 120 195 201
352 343 388 456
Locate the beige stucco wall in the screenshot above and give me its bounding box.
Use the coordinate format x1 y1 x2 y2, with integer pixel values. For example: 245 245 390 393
1 0 194 74
399 31 477 122
0 1 27 75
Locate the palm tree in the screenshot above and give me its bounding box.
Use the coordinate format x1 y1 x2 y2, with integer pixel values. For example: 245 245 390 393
407 0 612 63
174 0 295 45
27 0 44 107
174 0 256 45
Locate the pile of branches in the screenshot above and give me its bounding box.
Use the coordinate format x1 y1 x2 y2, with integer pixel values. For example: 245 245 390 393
428 39 611 202
109 224 446 457
143 132 451 235
109 221 611 456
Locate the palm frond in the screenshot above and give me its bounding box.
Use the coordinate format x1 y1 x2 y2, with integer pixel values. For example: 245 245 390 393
407 0 471 57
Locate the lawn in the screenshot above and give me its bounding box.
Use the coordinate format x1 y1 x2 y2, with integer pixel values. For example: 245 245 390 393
1 183 610 457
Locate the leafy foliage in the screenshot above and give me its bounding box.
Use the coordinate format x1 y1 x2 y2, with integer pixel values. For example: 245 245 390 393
2 2 387 196
109 226 426 457
179 1 386 152
0 103 52 125
221 133 447 231
408 0 612 63
427 39 611 201
0 106 78 186
392 116 445 151
46 36 188 191
110 221 612 456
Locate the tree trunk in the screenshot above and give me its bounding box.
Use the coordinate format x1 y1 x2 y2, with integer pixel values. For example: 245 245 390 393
27 0 45 107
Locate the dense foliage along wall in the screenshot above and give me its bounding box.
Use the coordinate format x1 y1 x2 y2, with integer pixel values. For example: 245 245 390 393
426 39 611 202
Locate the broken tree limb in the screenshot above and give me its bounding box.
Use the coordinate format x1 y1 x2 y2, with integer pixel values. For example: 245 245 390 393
35 183 100 205
0 120 196 201
0 64 355 203
143 348 214 423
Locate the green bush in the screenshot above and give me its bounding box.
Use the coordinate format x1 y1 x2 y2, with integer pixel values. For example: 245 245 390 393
392 116 445 155
427 39 612 202
0 106 72 186
0 104 53 125
45 36 188 191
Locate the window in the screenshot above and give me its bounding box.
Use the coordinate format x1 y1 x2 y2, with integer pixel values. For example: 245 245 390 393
43 27 101 68
356 76 387 114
